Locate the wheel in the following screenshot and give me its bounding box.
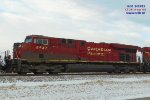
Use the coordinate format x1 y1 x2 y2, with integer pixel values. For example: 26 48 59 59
143 71 147 73
107 71 113 74
124 69 130 73
114 69 120 74
0 70 5 74
132 69 137 74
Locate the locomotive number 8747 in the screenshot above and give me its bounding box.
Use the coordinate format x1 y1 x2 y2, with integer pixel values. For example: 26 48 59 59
0 35 150 74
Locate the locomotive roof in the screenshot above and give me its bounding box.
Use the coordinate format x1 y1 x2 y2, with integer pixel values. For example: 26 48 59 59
28 35 52 38
111 43 140 50
27 35 140 50
27 35 86 41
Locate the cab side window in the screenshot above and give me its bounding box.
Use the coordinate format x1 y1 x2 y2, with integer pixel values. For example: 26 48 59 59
43 39 48 45
34 39 48 45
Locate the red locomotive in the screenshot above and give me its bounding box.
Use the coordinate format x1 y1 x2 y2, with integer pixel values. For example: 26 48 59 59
1 35 150 74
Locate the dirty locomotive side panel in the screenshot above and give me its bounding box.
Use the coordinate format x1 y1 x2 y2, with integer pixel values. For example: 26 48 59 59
12 35 141 74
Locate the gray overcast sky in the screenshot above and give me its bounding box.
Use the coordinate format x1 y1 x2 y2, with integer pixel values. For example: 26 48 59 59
0 0 150 54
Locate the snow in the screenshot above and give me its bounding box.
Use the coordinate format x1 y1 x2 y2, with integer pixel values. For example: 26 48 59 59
0 74 150 100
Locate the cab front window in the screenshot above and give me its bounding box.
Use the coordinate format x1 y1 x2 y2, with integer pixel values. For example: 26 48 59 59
24 37 32 43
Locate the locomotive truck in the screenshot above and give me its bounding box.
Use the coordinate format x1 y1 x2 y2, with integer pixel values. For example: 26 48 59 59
0 35 150 74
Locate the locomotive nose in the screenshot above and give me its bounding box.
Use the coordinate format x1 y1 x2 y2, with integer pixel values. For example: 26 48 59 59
13 43 22 59
13 43 22 49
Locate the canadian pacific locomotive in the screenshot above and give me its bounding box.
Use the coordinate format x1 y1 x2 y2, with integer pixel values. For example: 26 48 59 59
0 35 150 74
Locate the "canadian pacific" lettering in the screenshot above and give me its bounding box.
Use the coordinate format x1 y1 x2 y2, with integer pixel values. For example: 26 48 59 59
87 47 111 56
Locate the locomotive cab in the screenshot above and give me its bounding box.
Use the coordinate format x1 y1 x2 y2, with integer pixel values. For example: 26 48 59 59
13 35 50 63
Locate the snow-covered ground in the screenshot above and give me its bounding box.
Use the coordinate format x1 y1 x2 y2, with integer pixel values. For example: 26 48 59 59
0 74 150 100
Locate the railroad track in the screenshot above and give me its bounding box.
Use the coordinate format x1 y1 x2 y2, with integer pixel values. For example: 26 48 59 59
0 72 149 76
